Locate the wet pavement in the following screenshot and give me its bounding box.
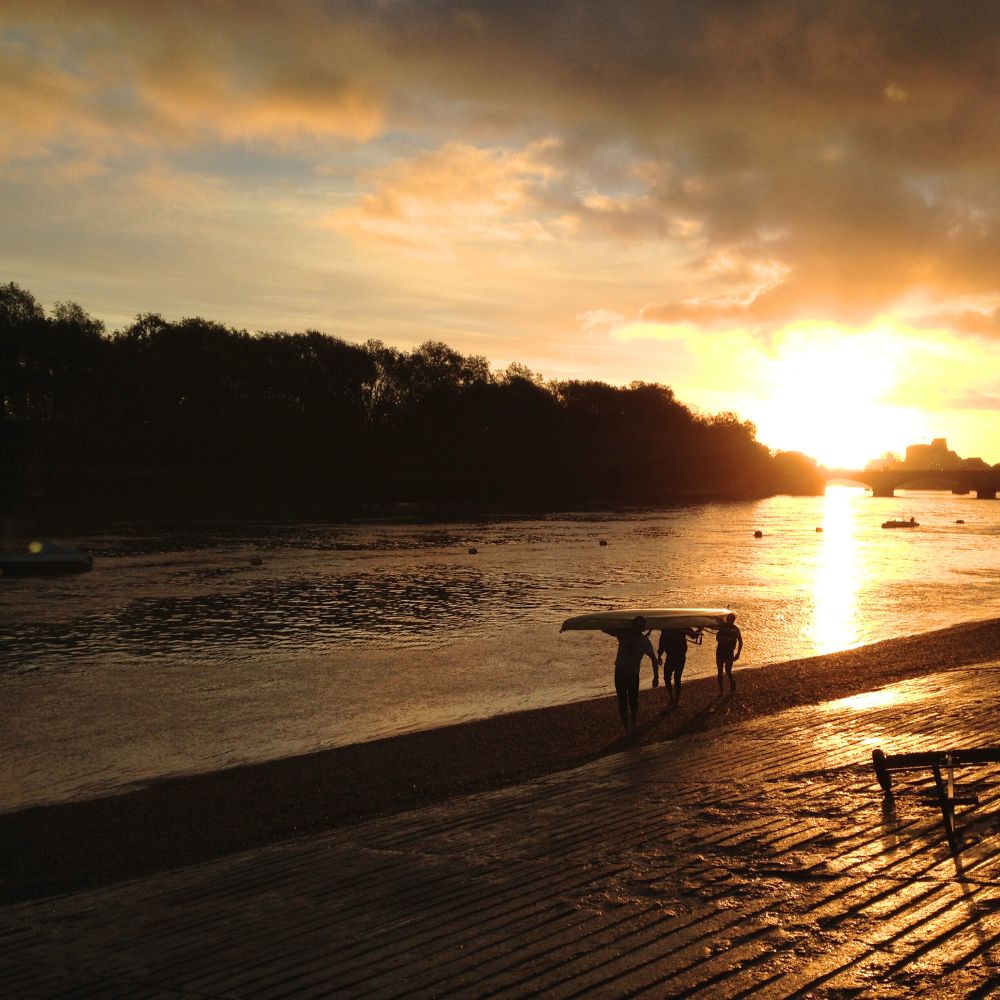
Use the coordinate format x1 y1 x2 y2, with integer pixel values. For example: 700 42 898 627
2 664 1000 998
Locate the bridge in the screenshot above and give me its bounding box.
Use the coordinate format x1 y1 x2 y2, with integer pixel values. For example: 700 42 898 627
823 467 1000 499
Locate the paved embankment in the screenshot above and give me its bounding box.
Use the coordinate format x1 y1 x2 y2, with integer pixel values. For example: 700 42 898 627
2 664 1000 997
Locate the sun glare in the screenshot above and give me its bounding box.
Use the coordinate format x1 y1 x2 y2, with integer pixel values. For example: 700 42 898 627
752 324 915 468
811 485 862 653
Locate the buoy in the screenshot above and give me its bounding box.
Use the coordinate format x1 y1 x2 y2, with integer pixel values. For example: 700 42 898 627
599 539 608 546
754 530 763 538
815 526 824 532
468 547 478 554
956 519 965 524
250 556 263 566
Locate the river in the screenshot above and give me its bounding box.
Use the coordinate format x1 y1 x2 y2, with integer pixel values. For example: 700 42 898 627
3 487 999 810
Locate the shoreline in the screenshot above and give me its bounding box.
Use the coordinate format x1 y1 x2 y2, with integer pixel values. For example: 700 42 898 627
4 616 1000 904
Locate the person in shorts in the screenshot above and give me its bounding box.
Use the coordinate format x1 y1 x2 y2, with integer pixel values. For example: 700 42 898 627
603 616 657 733
715 613 743 694
657 626 701 708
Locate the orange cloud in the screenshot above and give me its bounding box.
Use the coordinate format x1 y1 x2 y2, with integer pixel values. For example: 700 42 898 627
1 1 387 154
331 141 566 251
0 38 99 160
7 0 1000 350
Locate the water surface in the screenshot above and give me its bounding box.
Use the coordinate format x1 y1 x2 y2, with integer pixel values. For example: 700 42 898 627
3 488 998 809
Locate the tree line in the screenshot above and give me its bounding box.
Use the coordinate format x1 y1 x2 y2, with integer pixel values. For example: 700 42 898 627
0 282 822 519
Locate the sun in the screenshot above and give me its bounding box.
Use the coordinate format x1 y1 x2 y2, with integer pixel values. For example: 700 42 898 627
750 323 918 468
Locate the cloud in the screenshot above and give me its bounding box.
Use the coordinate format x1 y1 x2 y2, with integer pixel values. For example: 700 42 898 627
7 0 1000 340
0 1 388 157
348 1 1000 332
945 391 1000 411
351 1 1000 330
914 308 1000 340
576 308 625 336
0 35 101 160
330 140 568 251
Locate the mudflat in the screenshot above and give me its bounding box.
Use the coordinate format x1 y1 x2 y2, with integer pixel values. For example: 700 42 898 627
4 617 1000 903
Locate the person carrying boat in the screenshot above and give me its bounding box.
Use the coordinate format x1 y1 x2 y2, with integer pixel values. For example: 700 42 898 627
715 613 743 694
656 626 701 708
602 616 657 734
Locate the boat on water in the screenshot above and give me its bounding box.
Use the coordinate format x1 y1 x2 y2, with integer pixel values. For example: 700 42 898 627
882 518 919 529
0 540 93 576
561 607 732 632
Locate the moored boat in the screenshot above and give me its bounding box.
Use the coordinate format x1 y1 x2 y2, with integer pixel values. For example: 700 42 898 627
0 540 93 576
882 518 919 529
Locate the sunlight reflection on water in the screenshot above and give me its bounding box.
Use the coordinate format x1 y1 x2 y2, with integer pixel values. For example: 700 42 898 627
813 486 863 653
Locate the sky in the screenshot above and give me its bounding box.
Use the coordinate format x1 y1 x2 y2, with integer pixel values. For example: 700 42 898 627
3 1 1000 468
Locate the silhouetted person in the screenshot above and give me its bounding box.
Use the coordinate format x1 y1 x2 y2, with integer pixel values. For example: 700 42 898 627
657 627 701 708
603 616 657 733
715 613 743 694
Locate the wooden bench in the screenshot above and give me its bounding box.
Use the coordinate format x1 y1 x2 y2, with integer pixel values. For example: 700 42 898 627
872 748 1000 854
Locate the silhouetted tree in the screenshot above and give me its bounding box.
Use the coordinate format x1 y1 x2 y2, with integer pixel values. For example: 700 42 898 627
0 283 825 517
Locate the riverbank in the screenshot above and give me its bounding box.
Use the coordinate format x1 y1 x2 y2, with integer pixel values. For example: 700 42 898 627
4 616 1000 903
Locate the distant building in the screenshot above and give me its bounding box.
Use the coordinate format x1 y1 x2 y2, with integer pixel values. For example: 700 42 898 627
905 438 961 470
901 438 986 470
864 438 986 471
